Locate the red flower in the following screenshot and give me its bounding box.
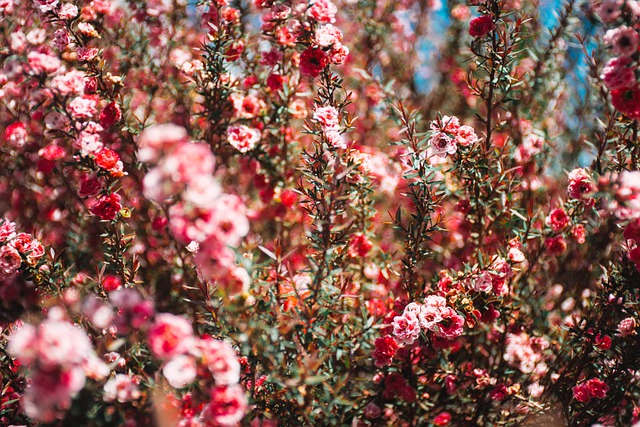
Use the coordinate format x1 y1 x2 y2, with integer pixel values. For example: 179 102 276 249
469 15 495 38
102 275 122 292
299 47 329 77
90 193 122 221
611 87 640 119
99 102 122 128
434 412 452 426
544 235 567 256
94 148 120 170
348 233 373 258
372 335 398 368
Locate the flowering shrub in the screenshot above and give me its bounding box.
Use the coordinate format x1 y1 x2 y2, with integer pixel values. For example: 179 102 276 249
1 0 640 426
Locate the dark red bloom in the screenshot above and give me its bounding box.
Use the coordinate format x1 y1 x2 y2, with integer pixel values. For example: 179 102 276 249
434 412 452 426
299 47 329 77
469 15 495 38
99 102 122 128
372 335 398 368
611 87 640 119
90 193 122 221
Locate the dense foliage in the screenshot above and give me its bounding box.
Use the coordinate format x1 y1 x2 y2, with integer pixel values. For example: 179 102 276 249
1 0 639 425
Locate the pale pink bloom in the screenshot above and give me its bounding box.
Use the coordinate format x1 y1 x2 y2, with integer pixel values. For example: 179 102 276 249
218 265 251 296
595 0 623 22
103 374 141 402
325 128 347 149
428 131 457 157
183 175 223 208
227 125 260 153
36 319 93 369
0 0 14 13
26 28 47 45
147 313 195 360
137 123 188 162
418 304 443 331
26 51 61 74
163 355 198 388
209 194 249 246
456 125 478 146
601 56 636 91
197 338 241 385
77 22 98 38
10 31 27 53
308 0 337 23
474 271 493 293
76 129 103 155
109 288 155 333
313 105 340 129
201 384 248 426
58 3 78 19
50 70 86 96
0 244 22 277
83 354 110 380
76 47 99 61
392 312 421 345
33 0 59 13
68 96 98 119
160 142 215 184
82 295 114 329
431 115 461 134
7 323 38 365
504 333 547 374
329 43 349 64
22 366 86 422
229 93 265 119
0 220 16 242
627 0 640 16
508 247 526 263
315 24 343 47
604 26 639 57
617 316 637 336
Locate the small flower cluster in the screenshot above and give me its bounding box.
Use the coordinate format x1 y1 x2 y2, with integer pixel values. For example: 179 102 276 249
427 115 478 158
147 313 247 426
392 295 465 346
7 310 109 422
138 124 250 295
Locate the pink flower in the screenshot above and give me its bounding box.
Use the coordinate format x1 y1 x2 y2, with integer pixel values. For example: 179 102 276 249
347 233 373 257
456 125 478 146
227 125 260 153
4 122 27 147
434 307 465 339
313 105 340 129
567 168 594 200
0 244 22 278
138 124 189 163
544 235 567 256
68 96 98 119
618 316 637 336
573 378 609 403
33 0 59 12
27 51 61 75
546 208 570 232
315 24 342 48
392 311 421 345
601 57 636 91
103 374 141 402
163 355 198 388
201 384 248 426
604 26 639 57
428 131 457 157
308 0 337 23
148 313 195 360
197 338 241 385
595 0 623 22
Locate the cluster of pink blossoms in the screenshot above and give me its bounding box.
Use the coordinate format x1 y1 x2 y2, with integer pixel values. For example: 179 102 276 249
147 312 247 426
427 115 478 159
392 295 465 346
0 220 44 281
596 1 640 117
313 105 347 149
138 124 250 295
7 309 109 422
